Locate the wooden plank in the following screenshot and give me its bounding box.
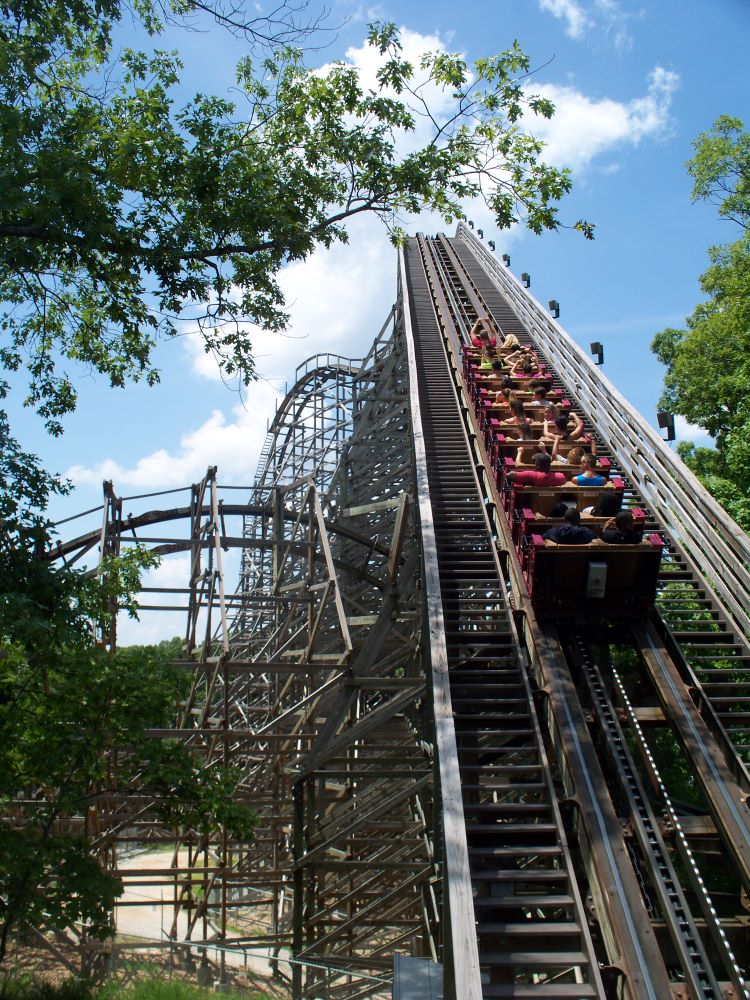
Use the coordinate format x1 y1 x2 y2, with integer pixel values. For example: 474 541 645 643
313 489 353 653
636 622 750 892
387 492 411 584
210 477 230 653
296 686 422 778
342 496 405 517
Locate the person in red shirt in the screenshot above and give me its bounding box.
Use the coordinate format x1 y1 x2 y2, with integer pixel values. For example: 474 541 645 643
506 453 567 487
469 316 497 348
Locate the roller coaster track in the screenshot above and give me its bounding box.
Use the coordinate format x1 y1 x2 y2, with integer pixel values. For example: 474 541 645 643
38 227 750 998
409 229 750 998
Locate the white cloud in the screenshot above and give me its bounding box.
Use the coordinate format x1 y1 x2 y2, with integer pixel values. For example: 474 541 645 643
674 416 713 448
182 214 396 386
529 67 679 171
594 0 634 52
181 333 229 382
626 67 680 140
539 0 591 39
538 0 634 51
317 26 463 158
66 389 277 489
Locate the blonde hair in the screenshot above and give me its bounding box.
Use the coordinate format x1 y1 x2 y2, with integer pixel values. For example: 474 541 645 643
567 446 586 466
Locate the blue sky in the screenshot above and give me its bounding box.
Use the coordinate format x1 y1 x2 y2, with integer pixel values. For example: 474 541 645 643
13 0 750 531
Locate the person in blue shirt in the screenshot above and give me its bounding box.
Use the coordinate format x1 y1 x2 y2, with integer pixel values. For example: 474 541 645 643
543 509 598 545
572 454 606 487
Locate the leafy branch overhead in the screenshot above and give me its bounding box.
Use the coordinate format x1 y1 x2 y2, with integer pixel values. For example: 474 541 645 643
1 1 590 433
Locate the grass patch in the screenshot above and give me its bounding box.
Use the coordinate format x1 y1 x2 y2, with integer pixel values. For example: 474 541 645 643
0 981 97 1000
1 981 277 1000
102 985 214 999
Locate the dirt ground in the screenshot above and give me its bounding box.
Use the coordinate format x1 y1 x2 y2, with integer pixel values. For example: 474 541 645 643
4 849 291 997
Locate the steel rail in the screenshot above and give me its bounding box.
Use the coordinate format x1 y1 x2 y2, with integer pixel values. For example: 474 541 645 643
610 663 750 999
567 634 723 999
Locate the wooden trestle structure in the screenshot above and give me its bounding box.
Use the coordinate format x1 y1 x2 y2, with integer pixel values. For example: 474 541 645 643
52 225 750 998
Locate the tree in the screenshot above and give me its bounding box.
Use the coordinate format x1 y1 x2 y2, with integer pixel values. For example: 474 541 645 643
0 544 259 965
651 116 750 531
0 426 257 965
0 2 591 435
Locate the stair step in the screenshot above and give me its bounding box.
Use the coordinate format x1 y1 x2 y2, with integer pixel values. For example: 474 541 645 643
473 894 575 909
481 984 598 998
473 870 568 882
469 846 563 859
476 921 581 937
480 950 588 967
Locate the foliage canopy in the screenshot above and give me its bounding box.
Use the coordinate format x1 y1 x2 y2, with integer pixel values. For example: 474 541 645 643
0 536 258 963
1 0 591 434
651 116 750 531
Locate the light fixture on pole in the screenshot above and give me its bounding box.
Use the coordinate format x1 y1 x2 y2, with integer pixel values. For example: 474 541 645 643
548 300 560 319
589 342 604 366
488 240 495 251
521 272 530 287
502 254 511 267
657 410 676 443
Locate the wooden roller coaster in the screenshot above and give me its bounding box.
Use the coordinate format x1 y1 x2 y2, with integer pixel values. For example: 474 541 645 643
45 225 750 999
